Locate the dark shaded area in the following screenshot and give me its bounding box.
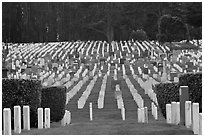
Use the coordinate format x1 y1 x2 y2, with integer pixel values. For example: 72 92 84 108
2 2 202 43
41 86 67 122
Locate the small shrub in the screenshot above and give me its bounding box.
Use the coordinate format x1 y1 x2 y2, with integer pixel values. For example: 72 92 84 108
41 86 66 122
155 83 180 118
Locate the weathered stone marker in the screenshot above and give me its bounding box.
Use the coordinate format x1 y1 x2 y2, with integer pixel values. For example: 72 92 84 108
90 102 93 121
199 113 202 135
154 106 158 120
38 108 43 129
141 107 145 123
44 108 50 128
23 106 30 130
185 101 191 128
138 108 141 123
66 111 71 124
121 106 125 121
192 103 199 134
176 102 180 124
179 86 189 125
151 102 154 116
166 104 171 124
144 107 148 123
61 110 67 126
3 108 11 135
14 106 21 133
171 102 177 124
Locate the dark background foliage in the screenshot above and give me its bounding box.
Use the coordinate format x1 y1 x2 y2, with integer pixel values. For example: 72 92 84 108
2 2 202 43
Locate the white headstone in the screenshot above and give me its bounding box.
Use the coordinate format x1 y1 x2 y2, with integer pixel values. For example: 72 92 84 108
199 113 202 135
171 102 177 125
138 108 141 123
66 111 71 125
14 106 21 133
3 108 11 135
144 107 148 123
185 101 192 128
141 108 145 123
176 102 180 124
90 102 93 121
44 108 50 128
38 108 43 129
192 103 199 134
23 106 30 130
166 104 171 124
121 107 125 121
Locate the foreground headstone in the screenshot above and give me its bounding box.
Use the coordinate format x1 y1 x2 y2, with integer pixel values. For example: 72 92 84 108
3 108 11 135
44 108 50 128
38 108 43 129
144 107 148 123
185 101 192 128
151 102 154 116
192 103 199 134
61 110 67 126
23 106 30 130
199 113 202 135
179 86 189 125
138 108 141 123
66 111 71 124
90 102 93 121
171 102 177 124
176 102 180 124
14 106 21 133
121 106 125 121
166 104 171 124
141 108 145 123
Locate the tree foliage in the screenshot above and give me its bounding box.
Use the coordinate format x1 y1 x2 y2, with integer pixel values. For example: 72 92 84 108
130 29 148 42
158 14 187 43
2 2 202 43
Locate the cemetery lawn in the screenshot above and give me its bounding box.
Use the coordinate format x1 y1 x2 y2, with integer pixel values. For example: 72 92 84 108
14 110 193 135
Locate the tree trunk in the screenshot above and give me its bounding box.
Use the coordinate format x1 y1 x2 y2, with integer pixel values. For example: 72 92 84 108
106 2 114 43
107 25 113 43
185 23 190 43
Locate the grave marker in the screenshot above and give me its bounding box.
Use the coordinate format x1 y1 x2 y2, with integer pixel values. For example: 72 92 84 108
45 108 50 128
3 108 11 135
185 101 191 128
14 106 21 133
38 108 43 129
179 86 189 125
23 106 30 130
90 102 93 121
192 103 199 134
166 104 171 124
199 113 202 135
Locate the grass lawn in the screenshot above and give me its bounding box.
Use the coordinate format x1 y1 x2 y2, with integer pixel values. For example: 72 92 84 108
13 75 194 135
13 113 193 135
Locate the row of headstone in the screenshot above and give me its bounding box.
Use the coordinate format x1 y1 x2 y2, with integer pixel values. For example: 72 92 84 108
78 75 98 109
98 75 107 109
166 102 201 134
3 106 50 135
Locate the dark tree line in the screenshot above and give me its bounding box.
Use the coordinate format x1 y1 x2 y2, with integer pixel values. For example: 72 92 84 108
2 2 202 43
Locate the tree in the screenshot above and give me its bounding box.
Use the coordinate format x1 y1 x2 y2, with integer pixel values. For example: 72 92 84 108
2 2 201 43
185 2 202 44
130 29 148 42
158 14 187 43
